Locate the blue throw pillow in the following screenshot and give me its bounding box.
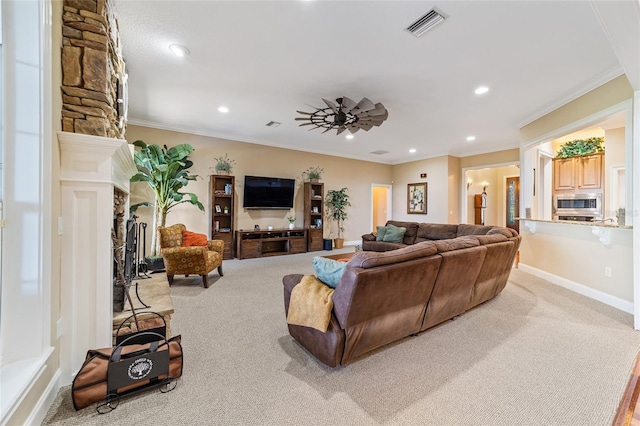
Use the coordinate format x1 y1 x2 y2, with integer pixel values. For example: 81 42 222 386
312 256 347 288
382 224 406 243
376 225 388 241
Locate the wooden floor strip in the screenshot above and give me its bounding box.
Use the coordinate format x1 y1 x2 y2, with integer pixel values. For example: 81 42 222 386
613 353 640 426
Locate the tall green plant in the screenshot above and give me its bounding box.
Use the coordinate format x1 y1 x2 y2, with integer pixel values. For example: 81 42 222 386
325 187 351 238
130 140 204 256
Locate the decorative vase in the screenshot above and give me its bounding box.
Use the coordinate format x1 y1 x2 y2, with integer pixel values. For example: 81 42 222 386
289 223 295 230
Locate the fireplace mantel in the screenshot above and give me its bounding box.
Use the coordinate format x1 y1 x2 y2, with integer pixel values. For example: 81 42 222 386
58 131 136 383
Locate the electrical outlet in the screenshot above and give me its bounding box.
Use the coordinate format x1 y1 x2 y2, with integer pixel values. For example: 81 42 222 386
605 267 612 277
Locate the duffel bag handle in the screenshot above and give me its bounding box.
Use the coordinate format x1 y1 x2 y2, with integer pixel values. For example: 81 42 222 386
111 331 167 363
115 311 167 338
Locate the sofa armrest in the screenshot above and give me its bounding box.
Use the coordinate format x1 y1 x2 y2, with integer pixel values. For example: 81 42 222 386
362 233 376 242
207 239 224 256
283 274 305 318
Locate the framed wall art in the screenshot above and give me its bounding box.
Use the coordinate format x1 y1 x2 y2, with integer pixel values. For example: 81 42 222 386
407 182 427 214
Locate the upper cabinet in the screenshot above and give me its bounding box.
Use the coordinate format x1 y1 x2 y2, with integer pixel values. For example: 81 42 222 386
552 152 603 192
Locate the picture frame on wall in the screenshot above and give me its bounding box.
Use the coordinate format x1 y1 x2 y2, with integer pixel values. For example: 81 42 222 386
407 182 427 214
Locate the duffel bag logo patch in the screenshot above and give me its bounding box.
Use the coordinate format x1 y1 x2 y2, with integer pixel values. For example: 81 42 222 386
128 358 153 380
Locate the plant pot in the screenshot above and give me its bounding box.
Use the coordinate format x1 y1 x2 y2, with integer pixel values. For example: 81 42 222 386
217 170 230 175
145 256 165 272
333 238 344 249
289 223 295 230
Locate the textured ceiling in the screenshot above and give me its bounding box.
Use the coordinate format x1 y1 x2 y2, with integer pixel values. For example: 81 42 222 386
114 1 636 164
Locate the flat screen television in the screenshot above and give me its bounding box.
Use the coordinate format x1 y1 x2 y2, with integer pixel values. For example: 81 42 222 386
243 175 295 209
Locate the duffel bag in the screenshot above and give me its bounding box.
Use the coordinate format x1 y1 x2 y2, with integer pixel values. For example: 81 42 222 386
71 332 183 410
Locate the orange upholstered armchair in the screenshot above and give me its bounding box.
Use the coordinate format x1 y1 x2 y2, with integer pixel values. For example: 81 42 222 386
157 224 224 288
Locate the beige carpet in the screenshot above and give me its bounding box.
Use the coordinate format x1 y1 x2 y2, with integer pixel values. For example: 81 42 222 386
43 248 640 425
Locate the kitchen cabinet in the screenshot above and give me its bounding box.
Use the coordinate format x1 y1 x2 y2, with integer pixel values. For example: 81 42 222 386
552 153 603 192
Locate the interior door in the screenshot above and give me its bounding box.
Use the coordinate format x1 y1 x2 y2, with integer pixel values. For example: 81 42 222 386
506 177 520 233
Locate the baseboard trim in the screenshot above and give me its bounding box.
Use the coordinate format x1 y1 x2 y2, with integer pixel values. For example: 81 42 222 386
25 368 61 426
518 263 634 314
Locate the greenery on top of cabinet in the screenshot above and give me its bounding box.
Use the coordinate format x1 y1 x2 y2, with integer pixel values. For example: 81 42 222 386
556 137 604 158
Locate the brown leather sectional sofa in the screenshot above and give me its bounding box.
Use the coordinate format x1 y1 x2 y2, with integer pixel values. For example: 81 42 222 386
282 222 520 367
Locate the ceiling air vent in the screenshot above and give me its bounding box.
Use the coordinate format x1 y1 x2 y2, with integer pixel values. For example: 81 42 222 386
370 150 390 155
405 8 445 37
265 121 281 127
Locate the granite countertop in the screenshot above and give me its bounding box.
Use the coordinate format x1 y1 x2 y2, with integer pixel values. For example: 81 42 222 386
517 218 632 229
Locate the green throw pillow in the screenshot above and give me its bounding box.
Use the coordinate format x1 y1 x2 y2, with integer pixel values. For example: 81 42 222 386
382 224 406 243
376 225 388 241
312 256 347 288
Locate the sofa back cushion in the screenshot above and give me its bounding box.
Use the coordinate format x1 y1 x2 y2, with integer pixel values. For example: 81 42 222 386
456 224 495 237
433 236 480 253
487 227 518 238
415 223 458 242
386 220 418 245
332 252 442 357
348 241 437 269
421 245 487 331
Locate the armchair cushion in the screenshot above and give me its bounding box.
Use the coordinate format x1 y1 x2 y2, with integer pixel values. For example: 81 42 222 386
182 230 207 247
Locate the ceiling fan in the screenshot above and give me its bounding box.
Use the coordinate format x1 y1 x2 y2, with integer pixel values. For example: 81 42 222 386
295 96 389 135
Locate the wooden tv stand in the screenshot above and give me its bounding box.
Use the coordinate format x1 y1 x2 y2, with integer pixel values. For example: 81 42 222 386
235 229 307 259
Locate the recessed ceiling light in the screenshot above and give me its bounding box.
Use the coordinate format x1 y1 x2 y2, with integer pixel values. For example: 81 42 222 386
169 44 190 57
409 148 417 153
346 134 354 140
474 86 489 95
466 136 476 141
218 106 229 113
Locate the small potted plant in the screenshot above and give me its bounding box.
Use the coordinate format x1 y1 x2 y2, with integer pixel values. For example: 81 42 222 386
301 166 323 182
286 214 296 230
212 153 236 175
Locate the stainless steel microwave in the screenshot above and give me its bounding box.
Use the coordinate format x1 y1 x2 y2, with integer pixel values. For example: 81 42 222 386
553 193 602 220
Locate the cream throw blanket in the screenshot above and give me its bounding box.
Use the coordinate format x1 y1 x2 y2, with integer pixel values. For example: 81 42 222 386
287 275 335 333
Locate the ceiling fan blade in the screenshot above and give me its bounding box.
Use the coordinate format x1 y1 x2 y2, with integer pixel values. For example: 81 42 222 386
321 126 335 134
340 96 357 113
296 110 314 115
351 97 376 114
366 103 387 116
347 124 360 134
336 125 347 135
295 117 314 121
322 98 338 114
298 122 315 127
359 122 374 131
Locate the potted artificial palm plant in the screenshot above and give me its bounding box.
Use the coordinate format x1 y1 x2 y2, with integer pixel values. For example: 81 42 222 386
325 187 350 249
130 140 204 270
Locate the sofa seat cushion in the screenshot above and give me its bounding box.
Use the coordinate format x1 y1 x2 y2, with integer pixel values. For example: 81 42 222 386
362 241 406 252
415 223 458 242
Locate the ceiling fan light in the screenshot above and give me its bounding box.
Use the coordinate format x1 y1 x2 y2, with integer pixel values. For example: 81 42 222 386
169 44 190 57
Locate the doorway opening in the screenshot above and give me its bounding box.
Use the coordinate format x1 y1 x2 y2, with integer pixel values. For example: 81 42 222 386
371 184 392 232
